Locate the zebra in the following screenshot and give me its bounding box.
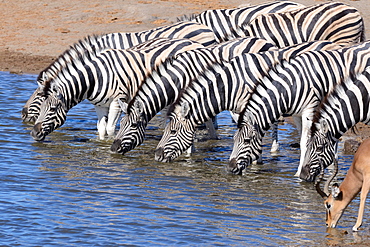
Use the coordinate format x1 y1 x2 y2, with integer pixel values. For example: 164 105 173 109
178 0 304 42
110 37 277 154
21 20 217 132
29 37 205 141
228 41 370 175
241 1 365 47
300 66 370 182
154 40 343 163
22 0 303 127
111 1 365 156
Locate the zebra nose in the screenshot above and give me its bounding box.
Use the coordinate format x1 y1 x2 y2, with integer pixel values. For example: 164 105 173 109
110 139 122 153
299 166 312 182
227 158 237 172
154 147 164 161
30 122 44 141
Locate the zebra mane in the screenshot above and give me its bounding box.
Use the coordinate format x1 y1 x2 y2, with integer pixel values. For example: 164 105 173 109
166 60 226 118
176 13 198 22
39 34 108 91
40 34 111 95
125 48 184 115
236 58 287 127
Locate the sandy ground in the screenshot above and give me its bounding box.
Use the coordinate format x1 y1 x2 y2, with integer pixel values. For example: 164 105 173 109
1 0 369 74
2 0 370 143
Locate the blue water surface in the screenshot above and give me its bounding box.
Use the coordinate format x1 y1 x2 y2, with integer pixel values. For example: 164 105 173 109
0 71 369 246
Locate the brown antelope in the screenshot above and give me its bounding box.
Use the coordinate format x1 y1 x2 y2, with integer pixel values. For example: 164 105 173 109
316 138 370 231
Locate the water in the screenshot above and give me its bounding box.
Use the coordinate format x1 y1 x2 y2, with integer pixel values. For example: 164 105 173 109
1 71 370 246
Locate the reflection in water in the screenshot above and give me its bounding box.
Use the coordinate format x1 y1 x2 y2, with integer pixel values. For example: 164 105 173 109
0 71 369 246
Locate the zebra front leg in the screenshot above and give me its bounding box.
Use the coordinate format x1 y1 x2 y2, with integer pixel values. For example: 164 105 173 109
205 118 218 140
94 105 109 140
294 114 312 177
106 98 123 138
270 121 279 153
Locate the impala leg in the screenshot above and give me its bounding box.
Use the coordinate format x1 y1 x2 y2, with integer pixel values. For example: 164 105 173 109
353 179 370 231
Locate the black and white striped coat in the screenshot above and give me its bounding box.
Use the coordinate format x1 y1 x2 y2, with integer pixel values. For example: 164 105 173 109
180 0 304 42
29 38 204 141
22 21 216 126
153 41 342 163
242 1 365 47
110 37 276 154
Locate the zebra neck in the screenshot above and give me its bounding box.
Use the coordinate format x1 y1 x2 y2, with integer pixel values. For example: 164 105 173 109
321 71 370 140
134 50 222 124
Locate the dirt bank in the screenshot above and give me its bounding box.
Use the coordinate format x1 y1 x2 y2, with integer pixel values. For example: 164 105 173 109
1 0 369 74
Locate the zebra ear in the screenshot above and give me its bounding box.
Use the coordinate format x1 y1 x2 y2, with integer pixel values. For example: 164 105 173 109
320 119 329 134
180 101 190 118
37 72 48 87
245 111 256 125
118 98 128 114
133 100 144 114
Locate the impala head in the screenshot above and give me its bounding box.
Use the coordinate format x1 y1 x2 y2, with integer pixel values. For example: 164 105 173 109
228 111 263 174
155 101 195 162
111 100 147 154
300 119 337 182
30 91 68 141
315 159 344 228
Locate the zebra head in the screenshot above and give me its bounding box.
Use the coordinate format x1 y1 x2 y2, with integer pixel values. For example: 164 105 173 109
22 88 46 123
30 91 68 141
155 101 195 162
228 111 263 175
111 100 146 154
300 119 336 182
22 72 51 123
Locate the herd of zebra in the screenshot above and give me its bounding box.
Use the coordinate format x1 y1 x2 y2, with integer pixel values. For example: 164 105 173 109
22 1 369 191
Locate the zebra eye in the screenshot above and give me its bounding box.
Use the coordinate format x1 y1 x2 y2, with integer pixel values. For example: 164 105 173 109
317 145 324 153
131 123 138 128
50 105 58 112
170 129 177 135
244 138 251 144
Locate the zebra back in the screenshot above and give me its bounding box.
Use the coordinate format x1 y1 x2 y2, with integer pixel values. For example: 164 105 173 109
178 1 304 42
242 1 365 47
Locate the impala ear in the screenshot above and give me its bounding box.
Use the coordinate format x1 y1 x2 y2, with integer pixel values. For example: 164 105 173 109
180 101 190 118
331 183 342 200
118 98 128 113
320 119 329 134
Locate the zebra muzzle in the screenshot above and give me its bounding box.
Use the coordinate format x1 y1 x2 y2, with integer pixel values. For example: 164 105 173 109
30 122 45 141
110 139 122 153
154 147 165 162
228 158 242 175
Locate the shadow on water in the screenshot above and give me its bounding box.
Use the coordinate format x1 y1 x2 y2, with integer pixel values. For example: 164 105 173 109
1 71 370 246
